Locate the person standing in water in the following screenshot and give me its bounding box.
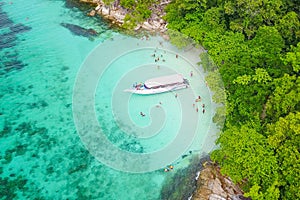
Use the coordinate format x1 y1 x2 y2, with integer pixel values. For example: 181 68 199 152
140 112 145 117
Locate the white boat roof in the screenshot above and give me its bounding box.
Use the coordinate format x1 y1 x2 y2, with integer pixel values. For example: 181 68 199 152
145 74 184 88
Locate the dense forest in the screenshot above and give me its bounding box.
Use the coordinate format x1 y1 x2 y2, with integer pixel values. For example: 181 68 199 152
101 0 300 199
162 0 300 199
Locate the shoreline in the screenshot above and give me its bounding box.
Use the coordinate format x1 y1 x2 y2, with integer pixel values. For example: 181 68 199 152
76 1 247 199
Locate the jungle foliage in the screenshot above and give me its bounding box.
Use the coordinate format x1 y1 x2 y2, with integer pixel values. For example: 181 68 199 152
163 0 300 199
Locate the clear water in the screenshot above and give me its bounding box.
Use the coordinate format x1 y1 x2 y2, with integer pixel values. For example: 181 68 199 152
0 0 218 199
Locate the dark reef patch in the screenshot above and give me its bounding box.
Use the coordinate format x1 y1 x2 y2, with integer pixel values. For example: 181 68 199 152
0 120 12 138
66 146 92 175
64 0 97 11
0 5 13 29
61 66 69 71
3 59 27 71
0 32 17 50
0 176 28 199
2 143 29 165
26 100 49 110
4 51 19 59
60 22 98 39
15 122 48 137
9 23 32 34
0 3 31 74
120 139 144 153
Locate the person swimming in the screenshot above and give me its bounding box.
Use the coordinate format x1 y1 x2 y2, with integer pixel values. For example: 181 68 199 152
140 112 145 117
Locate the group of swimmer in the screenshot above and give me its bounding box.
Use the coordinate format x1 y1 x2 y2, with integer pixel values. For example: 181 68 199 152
152 52 166 63
164 165 174 172
194 96 206 113
150 48 180 65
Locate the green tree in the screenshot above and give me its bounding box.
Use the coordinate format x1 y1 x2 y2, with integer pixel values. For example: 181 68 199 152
226 68 272 122
224 0 283 39
250 26 284 72
265 74 300 121
164 0 208 32
120 0 136 9
211 123 280 199
276 12 300 46
282 42 300 73
163 1 300 198
266 112 300 199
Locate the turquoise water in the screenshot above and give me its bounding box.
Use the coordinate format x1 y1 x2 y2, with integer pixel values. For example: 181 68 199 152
0 0 218 199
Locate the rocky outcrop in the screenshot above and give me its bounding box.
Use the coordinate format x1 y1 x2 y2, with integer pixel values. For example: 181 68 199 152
160 156 249 200
86 0 169 33
192 162 250 200
92 2 126 26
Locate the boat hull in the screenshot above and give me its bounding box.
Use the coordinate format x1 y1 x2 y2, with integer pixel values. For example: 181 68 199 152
124 84 189 95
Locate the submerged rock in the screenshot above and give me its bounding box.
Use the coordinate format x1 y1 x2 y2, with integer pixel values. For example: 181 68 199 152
65 0 97 10
3 59 26 71
9 23 32 34
0 4 13 29
60 22 98 38
0 4 30 73
0 32 17 50
0 176 28 199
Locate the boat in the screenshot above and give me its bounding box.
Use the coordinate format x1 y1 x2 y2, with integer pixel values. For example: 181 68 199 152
124 74 189 95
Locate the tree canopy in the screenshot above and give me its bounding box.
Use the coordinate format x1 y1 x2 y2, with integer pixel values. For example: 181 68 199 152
164 0 300 199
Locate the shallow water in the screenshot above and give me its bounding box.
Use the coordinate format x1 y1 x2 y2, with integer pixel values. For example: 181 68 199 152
0 0 218 199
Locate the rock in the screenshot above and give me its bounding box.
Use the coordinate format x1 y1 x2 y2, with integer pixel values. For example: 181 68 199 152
200 168 214 181
193 189 211 200
206 179 226 198
225 186 235 195
92 0 168 34
199 187 212 197
207 179 215 190
153 21 161 29
101 6 110 16
134 25 141 31
193 163 247 200
211 178 226 197
142 22 154 31
209 194 226 200
224 177 232 186
79 0 98 3
95 4 101 11
107 15 115 21
88 10 96 16
114 11 125 21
